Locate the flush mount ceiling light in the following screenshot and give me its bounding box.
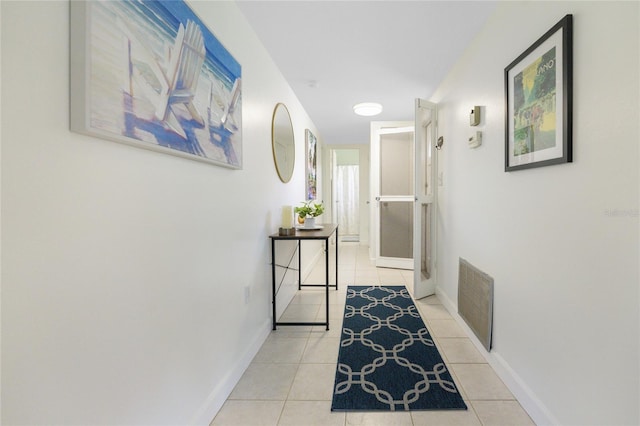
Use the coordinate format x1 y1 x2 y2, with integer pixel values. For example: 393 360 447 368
353 102 383 116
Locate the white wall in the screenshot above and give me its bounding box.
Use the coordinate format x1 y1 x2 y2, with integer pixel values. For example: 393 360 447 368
0 2 3 422
1 1 320 424
431 2 639 425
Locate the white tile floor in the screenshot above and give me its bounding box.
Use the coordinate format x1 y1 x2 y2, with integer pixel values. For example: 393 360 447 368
212 243 535 426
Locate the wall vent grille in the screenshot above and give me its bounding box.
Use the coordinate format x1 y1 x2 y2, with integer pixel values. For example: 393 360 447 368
458 258 494 351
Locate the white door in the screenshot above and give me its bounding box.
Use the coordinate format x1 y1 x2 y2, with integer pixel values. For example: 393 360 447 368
370 122 415 269
413 99 438 298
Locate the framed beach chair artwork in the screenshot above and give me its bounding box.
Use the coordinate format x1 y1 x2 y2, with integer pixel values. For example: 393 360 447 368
70 0 242 169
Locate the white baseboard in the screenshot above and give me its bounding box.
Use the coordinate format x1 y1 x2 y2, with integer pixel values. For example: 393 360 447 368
436 288 560 426
191 245 325 424
190 319 272 425
190 243 324 424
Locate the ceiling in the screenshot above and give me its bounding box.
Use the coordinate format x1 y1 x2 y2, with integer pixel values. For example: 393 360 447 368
236 1 497 145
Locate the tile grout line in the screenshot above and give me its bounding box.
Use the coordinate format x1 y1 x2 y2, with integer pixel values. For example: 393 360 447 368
278 331 311 426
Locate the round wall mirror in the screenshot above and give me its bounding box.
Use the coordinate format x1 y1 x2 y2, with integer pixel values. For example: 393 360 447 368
271 103 295 183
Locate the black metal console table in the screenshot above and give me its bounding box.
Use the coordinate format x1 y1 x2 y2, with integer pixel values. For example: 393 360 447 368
269 224 338 330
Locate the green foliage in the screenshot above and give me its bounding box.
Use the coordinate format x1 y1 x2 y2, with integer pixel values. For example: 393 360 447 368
294 200 324 218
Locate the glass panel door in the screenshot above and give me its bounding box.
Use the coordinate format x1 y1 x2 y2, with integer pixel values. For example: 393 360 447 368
380 200 413 259
373 125 414 269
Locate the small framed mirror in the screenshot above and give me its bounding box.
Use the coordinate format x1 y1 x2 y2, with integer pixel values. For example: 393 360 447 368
272 103 295 183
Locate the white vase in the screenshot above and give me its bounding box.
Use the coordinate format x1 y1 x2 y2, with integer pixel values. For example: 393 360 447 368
304 217 316 229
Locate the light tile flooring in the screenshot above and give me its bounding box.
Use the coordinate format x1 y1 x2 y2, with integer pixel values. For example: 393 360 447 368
212 243 535 426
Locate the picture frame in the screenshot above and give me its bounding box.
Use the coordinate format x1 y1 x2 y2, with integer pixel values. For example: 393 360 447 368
70 0 243 168
505 14 572 172
305 129 318 200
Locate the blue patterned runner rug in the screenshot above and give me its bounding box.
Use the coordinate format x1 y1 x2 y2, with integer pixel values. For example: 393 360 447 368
331 285 467 411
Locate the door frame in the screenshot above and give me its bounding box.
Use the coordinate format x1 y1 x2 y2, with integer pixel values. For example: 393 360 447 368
413 99 438 299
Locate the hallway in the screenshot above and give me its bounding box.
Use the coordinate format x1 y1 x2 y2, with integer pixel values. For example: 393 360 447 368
212 243 534 425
